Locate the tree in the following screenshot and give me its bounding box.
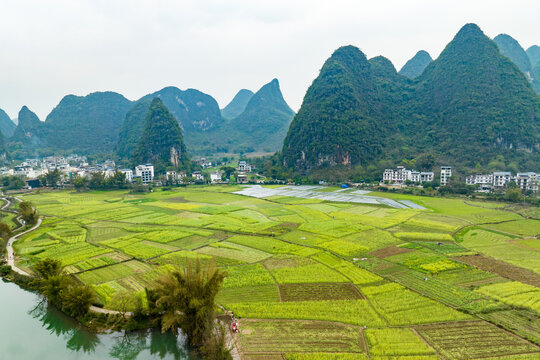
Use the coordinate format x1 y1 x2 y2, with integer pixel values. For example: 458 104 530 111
151 259 227 347
505 187 522 202
220 167 236 180
61 285 95 318
44 168 62 187
88 172 106 189
33 258 63 279
0 222 11 237
72 175 88 192
19 201 38 225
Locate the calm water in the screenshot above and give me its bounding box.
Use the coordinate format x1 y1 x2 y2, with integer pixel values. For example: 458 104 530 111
0 279 193 360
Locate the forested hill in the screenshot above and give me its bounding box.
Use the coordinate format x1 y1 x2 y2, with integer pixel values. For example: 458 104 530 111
0 108 15 138
399 50 432 78
282 23 540 176
131 98 190 173
44 92 132 153
221 89 254 119
494 34 532 77
217 79 295 153
117 80 295 159
9 92 132 157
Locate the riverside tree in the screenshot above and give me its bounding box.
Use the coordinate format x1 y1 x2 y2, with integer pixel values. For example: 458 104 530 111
150 259 227 348
32 258 94 318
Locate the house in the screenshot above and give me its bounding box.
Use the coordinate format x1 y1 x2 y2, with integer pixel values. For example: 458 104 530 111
210 172 222 183
135 164 154 184
493 171 512 190
516 172 537 192
238 161 252 173
120 169 133 182
440 166 452 186
383 166 411 184
466 174 493 192
237 173 248 184
192 171 204 181
382 166 433 185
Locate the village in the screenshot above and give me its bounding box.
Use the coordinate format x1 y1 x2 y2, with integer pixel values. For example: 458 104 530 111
382 165 539 193
0 155 260 188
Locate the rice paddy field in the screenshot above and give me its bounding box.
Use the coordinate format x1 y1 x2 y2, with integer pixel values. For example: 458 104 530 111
10 185 540 359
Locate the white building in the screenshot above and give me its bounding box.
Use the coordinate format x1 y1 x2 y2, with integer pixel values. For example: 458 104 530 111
120 169 133 182
383 166 411 184
466 174 493 192
440 166 452 186
192 171 204 181
135 164 154 184
238 161 252 173
493 171 512 190
383 167 433 185
516 172 537 192
237 173 248 184
210 172 222 183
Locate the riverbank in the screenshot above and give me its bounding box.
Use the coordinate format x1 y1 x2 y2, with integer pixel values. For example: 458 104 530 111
0 194 240 359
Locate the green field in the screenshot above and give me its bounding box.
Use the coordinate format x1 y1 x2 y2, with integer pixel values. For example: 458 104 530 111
9 186 540 358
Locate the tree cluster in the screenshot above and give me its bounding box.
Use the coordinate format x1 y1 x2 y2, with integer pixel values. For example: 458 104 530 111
19 201 38 225
32 258 95 318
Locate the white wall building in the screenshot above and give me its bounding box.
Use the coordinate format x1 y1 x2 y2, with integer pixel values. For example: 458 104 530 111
238 161 252 173
135 164 154 184
383 167 433 185
120 169 133 182
383 166 411 184
516 172 537 192
440 166 452 186
493 171 512 190
192 171 204 181
210 172 222 183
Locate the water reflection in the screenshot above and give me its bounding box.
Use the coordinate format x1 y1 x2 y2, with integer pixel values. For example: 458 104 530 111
27 296 191 359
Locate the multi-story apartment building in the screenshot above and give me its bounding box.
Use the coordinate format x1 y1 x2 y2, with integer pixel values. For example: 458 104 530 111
516 172 538 192
493 171 512 190
120 169 133 182
383 167 433 185
440 166 452 186
135 164 154 184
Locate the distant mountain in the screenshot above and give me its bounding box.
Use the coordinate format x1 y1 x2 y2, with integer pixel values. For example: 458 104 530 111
526 45 540 67
223 79 295 152
399 50 432 78
533 63 540 94
282 24 540 174
131 98 190 173
0 109 16 138
493 34 532 77
139 87 223 133
221 89 254 120
44 92 132 153
11 106 46 148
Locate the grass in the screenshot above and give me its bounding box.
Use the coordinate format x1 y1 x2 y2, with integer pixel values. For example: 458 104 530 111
475 281 540 314
365 328 436 357
238 319 366 354
461 228 540 273
415 321 539 360
12 187 540 358
229 300 385 326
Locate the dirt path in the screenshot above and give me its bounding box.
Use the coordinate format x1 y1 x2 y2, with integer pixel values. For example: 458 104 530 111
6 217 42 276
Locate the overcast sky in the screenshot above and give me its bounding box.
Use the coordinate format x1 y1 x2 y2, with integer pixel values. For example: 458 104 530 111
0 0 538 120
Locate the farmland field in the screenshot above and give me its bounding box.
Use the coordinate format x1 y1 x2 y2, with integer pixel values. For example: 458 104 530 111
8 186 540 358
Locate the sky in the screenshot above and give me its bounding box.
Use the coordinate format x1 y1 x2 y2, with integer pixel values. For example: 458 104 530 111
0 0 539 120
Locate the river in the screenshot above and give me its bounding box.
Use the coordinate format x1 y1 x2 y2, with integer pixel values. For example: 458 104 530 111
0 279 193 360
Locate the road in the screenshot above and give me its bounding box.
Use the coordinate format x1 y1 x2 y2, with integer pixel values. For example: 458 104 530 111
6 217 42 276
